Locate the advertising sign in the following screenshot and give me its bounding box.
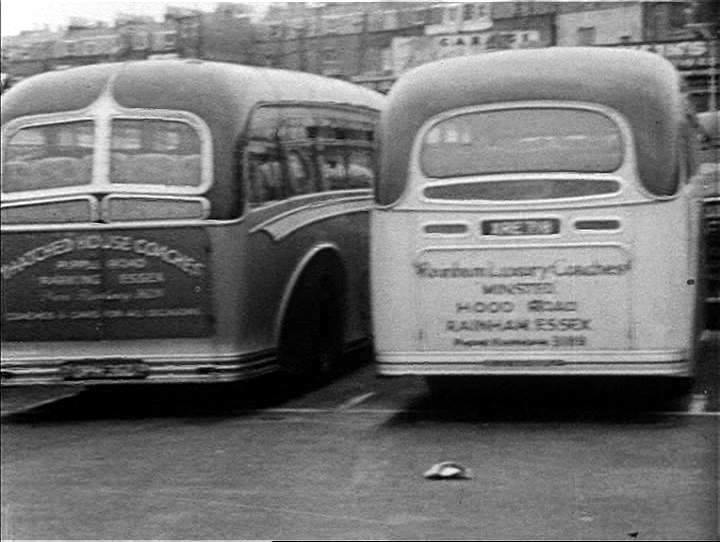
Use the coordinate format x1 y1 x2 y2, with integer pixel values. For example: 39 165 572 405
1 228 213 341
392 30 546 74
609 40 717 70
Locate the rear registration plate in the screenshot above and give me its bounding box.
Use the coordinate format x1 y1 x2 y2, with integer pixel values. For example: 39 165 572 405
61 360 149 380
482 219 559 236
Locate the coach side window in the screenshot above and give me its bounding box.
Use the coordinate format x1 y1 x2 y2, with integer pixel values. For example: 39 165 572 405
286 150 315 196
246 106 285 208
247 148 284 207
277 108 318 198
314 113 376 191
318 148 348 191
244 104 377 206
347 149 375 189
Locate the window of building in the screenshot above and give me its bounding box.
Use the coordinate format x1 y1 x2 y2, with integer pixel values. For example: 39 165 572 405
577 26 596 46
414 8 429 24
381 48 393 72
669 3 688 29
322 48 338 63
430 7 443 25
463 4 475 21
131 33 150 50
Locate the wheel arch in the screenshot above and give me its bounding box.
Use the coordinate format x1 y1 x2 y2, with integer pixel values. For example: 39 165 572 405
273 242 347 345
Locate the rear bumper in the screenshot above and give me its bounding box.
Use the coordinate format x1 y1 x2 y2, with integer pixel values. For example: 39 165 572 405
376 349 692 377
0 350 278 386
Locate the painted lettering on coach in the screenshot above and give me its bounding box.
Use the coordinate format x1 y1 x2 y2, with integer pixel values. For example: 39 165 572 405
1 234 205 280
415 247 632 350
1 229 213 341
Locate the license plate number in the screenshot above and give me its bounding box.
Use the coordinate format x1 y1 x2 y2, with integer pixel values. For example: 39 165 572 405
482 219 559 236
61 360 149 380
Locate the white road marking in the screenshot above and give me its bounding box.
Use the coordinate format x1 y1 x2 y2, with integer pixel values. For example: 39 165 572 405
655 394 719 416
2 399 716 417
91 486 394 526
655 393 719 416
242 406 719 416
255 407 403 415
652 411 719 417
0 391 80 417
689 393 709 414
335 392 376 411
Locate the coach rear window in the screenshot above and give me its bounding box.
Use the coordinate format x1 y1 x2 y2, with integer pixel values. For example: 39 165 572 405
420 108 623 178
2 121 94 193
110 119 202 188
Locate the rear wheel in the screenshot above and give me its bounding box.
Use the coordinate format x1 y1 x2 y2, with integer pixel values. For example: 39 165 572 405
279 255 346 387
425 376 455 396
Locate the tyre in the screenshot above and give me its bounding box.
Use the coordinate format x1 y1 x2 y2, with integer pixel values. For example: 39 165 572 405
279 254 346 387
424 376 464 398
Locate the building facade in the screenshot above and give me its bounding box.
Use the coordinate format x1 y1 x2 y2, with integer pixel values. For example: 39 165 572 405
555 3 644 45
1 2 718 109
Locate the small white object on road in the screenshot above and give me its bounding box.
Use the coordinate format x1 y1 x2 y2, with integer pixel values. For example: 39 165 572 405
423 461 472 480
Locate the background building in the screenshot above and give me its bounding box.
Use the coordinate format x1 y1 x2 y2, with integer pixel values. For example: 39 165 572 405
555 2 644 45
1 1 718 109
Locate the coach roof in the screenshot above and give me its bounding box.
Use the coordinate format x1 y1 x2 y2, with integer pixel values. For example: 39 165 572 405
1 60 385 220
1 59 385 128
378 47 685 203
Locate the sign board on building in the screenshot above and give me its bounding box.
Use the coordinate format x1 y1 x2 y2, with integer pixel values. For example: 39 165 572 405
608 40 717 70
53 36 122 58
425 3 493 35
392 30 545 74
